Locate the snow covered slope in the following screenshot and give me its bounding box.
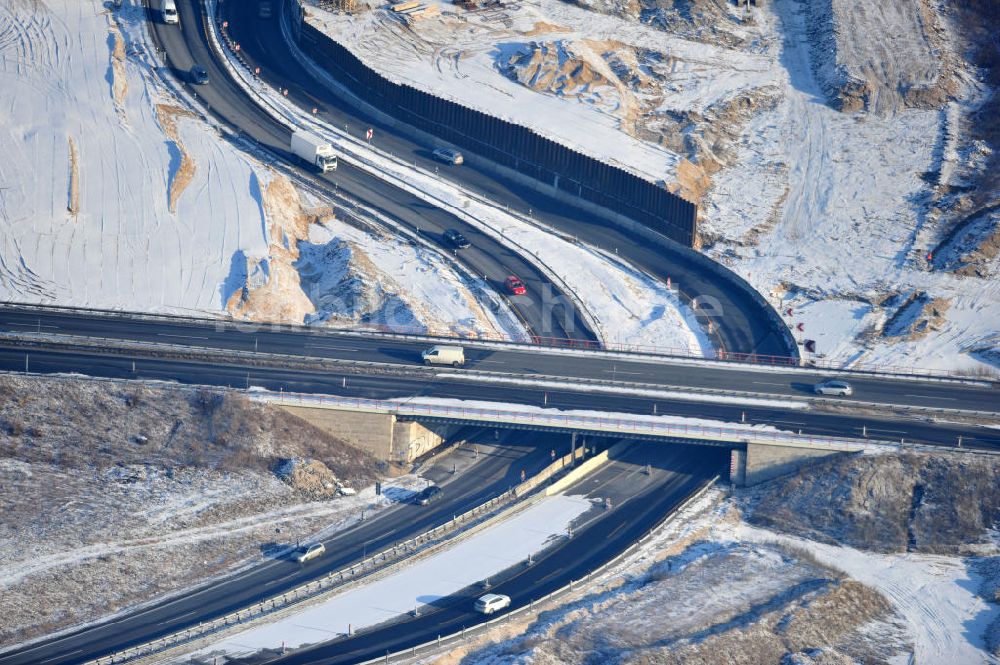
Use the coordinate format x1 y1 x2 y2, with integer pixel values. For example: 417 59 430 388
0 0 523 340
0 0 270 313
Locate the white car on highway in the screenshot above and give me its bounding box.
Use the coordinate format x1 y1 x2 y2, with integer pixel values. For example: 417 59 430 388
294 542 325 563
813 379 853 396
474 593 511 615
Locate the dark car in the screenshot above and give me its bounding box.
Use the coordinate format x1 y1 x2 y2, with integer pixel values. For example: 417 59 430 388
415 485 443 505
190 64 209 85
443 229 470 249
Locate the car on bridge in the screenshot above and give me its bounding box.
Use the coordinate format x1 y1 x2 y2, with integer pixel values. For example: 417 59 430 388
813 379 853 396
294 542 326 563
504 274 526 295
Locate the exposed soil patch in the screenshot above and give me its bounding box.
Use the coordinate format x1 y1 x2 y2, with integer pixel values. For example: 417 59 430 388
66 135 79 216
154 103 199 213
880 291 951 341
108 25 128 109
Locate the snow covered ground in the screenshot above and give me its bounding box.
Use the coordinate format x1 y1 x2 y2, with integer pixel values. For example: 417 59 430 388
445 486 998 665
702 0 1000 374
300 0 1000 372
0 0 269 313
726 521 996 665
0 0 526 340
184 494 592 662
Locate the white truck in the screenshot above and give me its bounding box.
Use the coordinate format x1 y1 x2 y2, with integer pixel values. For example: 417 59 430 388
290 130 338 172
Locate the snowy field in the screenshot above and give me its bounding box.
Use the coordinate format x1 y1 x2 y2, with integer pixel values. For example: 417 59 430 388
185 494 592 662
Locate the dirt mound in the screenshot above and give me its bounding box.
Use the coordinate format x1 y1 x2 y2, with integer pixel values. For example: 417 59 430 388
275 458 342 497
806 0 955 115
742 451 1000 555
880 291 951 341
498 40 610 99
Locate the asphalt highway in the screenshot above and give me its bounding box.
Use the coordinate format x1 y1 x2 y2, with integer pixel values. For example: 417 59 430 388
0 431 567 665
1 346 996 450
271 442 727 664
2 306 996 415
150 0 595 343
220 0 794 358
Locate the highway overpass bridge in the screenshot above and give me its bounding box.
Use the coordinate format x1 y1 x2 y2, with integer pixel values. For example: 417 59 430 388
263 390 871 486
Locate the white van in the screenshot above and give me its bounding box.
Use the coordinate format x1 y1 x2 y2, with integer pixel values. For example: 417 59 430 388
474 593 511 615
421 345 465 367
162 0 179 24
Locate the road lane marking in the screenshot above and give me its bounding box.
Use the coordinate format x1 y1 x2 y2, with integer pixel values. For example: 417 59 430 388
3 322 59 329
867 428 908 435
904 394 957 401
170 610 198 621
157 333 209 340
264 572 300 587
753 381 788 387
41 650 81 663
602 369 643 375
307 345 358 352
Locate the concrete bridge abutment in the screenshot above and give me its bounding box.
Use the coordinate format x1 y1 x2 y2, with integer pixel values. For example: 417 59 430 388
730 442 845 486
278 405 451 463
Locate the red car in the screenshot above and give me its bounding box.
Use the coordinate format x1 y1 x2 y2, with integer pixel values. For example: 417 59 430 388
504 275 526 295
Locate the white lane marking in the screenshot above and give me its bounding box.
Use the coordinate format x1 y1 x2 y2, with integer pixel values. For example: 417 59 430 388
3 322 59 329
753 381 788 387
904 394 957 401
307 345 358 352
867 428 908 435
170 610 198 622
264 572 300 587
602 369 644 375
41 650 81 663
157 333 209 340
769 420 805 426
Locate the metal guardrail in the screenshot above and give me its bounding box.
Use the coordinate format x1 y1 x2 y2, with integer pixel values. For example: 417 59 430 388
353 474 724 665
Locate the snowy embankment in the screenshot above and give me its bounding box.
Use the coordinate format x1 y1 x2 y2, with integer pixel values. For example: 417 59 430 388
188 494 592 661
0 1 524 340
701 0 1000 374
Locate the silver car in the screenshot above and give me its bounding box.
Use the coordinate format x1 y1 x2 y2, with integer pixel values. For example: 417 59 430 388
294 542 325 563
432 147 464 165
814 379 853 396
